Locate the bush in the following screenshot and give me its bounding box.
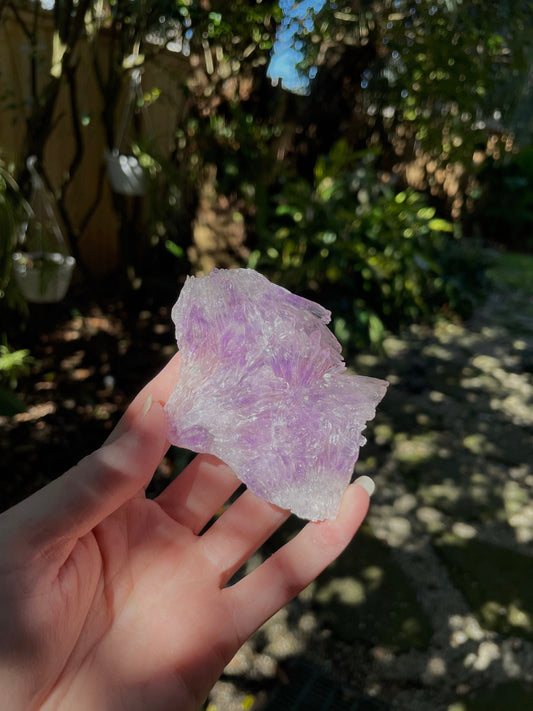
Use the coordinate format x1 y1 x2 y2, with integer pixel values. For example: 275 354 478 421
249 141 489 352
474 146 533 252
0 344 32 416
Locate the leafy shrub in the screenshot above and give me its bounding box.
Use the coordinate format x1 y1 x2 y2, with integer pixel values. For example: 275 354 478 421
474 146 533 252
249 141 489 352
0 344 32 388
0 344 32 416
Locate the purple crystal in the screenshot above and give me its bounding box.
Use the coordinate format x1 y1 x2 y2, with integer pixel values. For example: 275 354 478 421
165 268 388 521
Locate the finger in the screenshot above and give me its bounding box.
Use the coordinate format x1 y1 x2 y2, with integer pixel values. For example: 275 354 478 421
156 454 241 534
4 401 169 554
225 481 370 641
105 350 180 445
200 490 290 585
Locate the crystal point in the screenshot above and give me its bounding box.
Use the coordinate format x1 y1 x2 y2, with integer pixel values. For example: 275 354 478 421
165 268 388 521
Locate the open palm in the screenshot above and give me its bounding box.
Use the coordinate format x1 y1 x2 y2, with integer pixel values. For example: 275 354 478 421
0 354 370 711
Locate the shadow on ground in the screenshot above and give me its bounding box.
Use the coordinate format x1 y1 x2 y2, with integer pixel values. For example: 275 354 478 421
0 278 181 511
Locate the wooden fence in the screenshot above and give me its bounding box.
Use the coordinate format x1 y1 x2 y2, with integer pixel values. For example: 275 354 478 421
0 5 190 275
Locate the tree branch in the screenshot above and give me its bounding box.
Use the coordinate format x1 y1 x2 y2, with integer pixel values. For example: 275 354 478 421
78 162 106 238
61 58 84 194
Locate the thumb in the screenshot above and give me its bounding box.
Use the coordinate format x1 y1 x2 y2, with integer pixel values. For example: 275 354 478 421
2 399 169 554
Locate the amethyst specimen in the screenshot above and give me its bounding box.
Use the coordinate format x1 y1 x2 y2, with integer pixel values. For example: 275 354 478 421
165 268 388 521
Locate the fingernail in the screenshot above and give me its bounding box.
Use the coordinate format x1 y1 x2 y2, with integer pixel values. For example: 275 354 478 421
354 475 375 498
142 393 153 418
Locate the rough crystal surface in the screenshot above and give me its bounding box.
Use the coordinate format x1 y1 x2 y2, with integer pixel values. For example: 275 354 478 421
165 268 388 521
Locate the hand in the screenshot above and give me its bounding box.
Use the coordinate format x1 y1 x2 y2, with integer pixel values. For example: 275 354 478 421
0 353 371 711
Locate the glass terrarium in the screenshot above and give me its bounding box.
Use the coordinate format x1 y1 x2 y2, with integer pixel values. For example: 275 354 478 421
12 157 75 303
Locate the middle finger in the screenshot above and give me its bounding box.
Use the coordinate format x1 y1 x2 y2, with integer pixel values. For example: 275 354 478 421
156 454 241 534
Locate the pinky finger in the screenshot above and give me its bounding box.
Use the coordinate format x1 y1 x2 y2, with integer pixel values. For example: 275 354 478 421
225 480 371 642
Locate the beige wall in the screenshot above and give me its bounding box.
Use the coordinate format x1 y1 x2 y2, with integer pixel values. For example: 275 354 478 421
0 5 190 275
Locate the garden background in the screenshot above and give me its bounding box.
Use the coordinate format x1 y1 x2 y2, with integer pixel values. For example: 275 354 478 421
1 2 533 710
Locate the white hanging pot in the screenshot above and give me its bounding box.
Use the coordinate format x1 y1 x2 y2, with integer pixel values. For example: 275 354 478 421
12 157 76 303
105 149 147 197
12 250 76 303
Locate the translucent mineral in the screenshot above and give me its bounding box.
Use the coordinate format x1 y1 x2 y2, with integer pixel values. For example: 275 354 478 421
165 268 388 521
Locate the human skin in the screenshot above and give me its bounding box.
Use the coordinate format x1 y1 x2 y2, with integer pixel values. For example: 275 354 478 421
0 352 371 711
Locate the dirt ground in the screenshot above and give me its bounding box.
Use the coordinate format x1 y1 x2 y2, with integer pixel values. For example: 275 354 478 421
0 280 180 511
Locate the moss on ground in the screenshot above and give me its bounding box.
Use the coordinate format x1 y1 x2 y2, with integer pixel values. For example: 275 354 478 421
435 533 533 642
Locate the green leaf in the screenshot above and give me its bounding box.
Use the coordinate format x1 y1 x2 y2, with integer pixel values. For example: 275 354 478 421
164 240 184 258
428 218 453 232
417 207 436 220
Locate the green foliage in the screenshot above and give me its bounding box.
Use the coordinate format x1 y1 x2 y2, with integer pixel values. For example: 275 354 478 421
380 0 531 156
3 0 527 305
0 344 31 416
183 0 281 47
301 1 533 161
474 146 533 251
141 148 196 279
250 141 489 351
0 344 32 389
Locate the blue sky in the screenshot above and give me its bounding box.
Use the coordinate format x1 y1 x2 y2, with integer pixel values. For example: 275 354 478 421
267 0 326 94
39 0 324 94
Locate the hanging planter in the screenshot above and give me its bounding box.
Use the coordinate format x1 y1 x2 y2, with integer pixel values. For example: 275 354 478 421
12 251 75 304
106 68 149 197
105 149 147 197
11 157 75 304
